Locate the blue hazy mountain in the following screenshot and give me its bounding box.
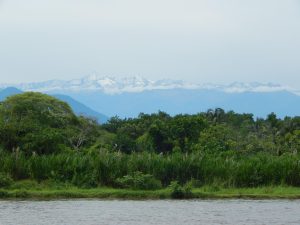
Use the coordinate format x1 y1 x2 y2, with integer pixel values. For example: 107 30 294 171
0 87 23 100
64 89 300 119
2 75 300 119
0 88 109 123
53 94 108 123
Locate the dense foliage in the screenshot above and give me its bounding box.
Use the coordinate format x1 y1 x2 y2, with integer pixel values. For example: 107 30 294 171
1 92 300 189
0 92 99 155
103 109 300 156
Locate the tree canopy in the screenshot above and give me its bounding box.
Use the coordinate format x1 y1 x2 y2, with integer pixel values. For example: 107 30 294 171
0 92 97 154
1 92 300 158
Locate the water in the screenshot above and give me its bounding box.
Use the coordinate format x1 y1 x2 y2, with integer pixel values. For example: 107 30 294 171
0 199 300 225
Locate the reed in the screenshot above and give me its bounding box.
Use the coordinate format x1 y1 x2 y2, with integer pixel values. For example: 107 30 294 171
1 150 300 188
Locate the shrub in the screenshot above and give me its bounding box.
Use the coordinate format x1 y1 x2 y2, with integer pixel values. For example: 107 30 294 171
183 182 193 198
169 181 193 199
169 181 184 199
116 171 162 190
0 173 13 188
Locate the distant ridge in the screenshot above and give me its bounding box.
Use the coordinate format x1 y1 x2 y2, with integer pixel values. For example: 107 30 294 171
53 94 108 123
1 75 300 119
0 87 23 100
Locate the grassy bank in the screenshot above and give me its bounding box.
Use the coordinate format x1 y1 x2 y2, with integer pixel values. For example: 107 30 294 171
1 181 300 200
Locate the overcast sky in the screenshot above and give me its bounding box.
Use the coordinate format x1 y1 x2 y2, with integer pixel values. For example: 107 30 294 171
0 0 299 86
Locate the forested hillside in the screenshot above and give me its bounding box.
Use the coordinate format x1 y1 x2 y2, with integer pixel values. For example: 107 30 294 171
1 92 300 191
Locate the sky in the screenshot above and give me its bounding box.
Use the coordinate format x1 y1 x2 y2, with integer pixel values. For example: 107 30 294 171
0 0 299 87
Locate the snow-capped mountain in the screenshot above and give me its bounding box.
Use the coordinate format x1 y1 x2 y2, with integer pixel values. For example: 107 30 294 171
1 73 298 95
0 74 198 94
1 74 300 118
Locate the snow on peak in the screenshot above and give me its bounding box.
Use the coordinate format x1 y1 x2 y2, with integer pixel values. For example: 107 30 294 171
1 73 298 95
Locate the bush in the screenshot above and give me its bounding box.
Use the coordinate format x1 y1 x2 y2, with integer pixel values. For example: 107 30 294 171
116 172 162 190
0 173 13 188
169 181 193 199
183 182 193 198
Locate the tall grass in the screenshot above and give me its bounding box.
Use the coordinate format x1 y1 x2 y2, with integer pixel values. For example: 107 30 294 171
0 150 300 188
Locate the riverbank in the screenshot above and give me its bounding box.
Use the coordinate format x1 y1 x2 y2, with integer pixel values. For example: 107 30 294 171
1 182 300 199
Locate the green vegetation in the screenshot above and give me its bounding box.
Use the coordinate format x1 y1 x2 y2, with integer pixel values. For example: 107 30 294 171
116 172 162 190
169 181 193 199
1 181 300 199
1 92 300 199
1 151 300 190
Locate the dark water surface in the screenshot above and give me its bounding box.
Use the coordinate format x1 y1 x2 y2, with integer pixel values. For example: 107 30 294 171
0 199 299 225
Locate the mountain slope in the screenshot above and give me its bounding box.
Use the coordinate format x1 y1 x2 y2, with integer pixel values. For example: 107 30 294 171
53 94 108 123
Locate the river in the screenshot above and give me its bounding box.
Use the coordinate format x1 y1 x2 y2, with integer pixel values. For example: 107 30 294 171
0 199 299 225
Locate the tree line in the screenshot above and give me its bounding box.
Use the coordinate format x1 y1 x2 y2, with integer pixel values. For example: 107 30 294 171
0 92 300 189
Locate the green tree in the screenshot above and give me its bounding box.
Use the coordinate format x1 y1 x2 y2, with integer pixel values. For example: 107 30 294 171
196 124 236 153
0 92 79 154
170 115 207 152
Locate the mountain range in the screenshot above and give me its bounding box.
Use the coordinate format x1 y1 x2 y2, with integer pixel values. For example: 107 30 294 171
1 74 300 119
1 73 299 95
